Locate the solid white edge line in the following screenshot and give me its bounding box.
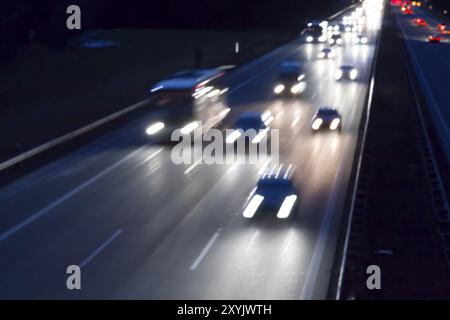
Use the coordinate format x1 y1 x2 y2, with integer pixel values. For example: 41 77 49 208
335 5 384 300
300 150 346 300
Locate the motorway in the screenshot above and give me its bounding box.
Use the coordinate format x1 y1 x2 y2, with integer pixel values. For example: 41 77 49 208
394 4 450 161
0 3 383 299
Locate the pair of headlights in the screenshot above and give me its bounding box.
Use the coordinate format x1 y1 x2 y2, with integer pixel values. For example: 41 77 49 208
273 83 305 95
225 128 269 145
306 35 326 43
335 69 358 80
311 118 341 130
146 121 199 136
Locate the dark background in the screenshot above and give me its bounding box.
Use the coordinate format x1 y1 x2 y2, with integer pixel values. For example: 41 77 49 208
1 0 352 50
1 0 448 54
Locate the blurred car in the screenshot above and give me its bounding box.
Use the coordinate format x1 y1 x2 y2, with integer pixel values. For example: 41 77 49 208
311 108 342 132
414 18 427 27
329 33 343 46
145 69 230 142
303 22 327 43
328 23 345 32
438 22 448 34
318 48 334 59
402 6 414 14
353 34 368 44
428 34 441 43
225 112 272 146
273 62 306 96
242 165 298 219
335 65 358 81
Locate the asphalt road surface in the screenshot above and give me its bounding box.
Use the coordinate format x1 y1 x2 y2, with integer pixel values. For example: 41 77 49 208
0 4 383 299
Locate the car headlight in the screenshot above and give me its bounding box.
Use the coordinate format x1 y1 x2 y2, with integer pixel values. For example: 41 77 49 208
146 122 165 135
345 26 352 32
180 121 199 135
335 70 343 80
337 38 343 45
306 36 313 42
243 194 264 218
318 52 325 58
290 83 304 94
318 35 326 42
330 118 341 130
354 37 360 44
251 128 269 144
226 130 242 144
329 38 335 44
334 25 340 31
312 118 323 130
350 69 358 80
361 37 368 44
277 195 297 219
274 84 285 94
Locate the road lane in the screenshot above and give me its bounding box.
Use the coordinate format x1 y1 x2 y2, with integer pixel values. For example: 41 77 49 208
0 3 382 299
394 5 450 160
118 32 378 299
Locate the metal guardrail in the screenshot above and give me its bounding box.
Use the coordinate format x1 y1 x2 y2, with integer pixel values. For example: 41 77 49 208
0 98 151 172
334 4 385 300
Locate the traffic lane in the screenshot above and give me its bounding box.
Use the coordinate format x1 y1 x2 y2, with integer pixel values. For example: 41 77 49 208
0 118 159 229
0 7 354 248
1 142 277 299
0 24 298 235
0 96 285 299
0 145 172 298
0 31 372 298
223 5 358 92
395 9 450 132
116 56 373 300
0 47 315 298
117 93 362 300
0 18 374 298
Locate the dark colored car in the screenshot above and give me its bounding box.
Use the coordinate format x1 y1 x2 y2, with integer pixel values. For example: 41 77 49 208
242 165 298 219
329 33 343 46
335 65 358 81
311 108 342 132
428 34 441 43
225 112 272 146
273 62 306 96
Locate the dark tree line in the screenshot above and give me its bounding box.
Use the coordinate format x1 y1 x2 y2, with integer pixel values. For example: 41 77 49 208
1 0 353 59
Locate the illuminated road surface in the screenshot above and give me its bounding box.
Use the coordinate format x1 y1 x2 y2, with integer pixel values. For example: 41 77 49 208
0 3 383 299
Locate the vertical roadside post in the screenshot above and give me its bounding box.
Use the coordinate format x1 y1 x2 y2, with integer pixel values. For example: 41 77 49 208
234 41 240 65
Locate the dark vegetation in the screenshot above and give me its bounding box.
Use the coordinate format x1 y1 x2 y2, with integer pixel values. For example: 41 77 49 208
1 0 353 59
